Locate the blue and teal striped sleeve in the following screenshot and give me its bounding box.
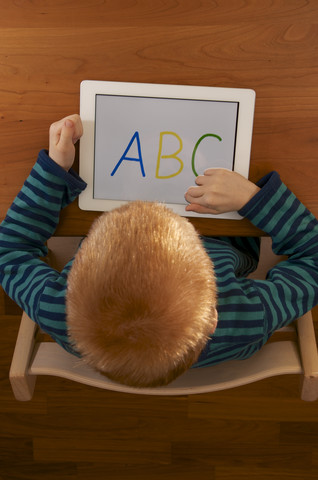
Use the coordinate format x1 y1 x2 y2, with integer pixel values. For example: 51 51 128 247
195 171 318 368
239 171 318 336
0 150 87 323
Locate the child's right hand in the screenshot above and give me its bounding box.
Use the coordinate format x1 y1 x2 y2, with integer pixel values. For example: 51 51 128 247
49 114 83 171
184 168 260 215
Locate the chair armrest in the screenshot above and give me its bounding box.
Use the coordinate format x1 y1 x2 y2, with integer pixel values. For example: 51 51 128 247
297 311 318 401
297 311 318 376
9 312 39 401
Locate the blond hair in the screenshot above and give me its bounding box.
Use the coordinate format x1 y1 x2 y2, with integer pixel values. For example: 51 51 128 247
66 201 217 387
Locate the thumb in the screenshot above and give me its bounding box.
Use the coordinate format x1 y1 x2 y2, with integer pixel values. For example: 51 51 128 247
58 119 75 149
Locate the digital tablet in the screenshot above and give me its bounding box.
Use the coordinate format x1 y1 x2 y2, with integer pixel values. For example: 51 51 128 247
79 80 255 219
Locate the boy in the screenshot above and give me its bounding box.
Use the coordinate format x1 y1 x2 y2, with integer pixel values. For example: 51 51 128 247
0 114 318 387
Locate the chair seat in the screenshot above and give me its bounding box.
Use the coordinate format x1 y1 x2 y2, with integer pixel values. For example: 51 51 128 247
9 311 318 401
30 340 303 396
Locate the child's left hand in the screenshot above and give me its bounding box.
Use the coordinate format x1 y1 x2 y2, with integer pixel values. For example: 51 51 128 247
48 114 83 171
184 168 260 214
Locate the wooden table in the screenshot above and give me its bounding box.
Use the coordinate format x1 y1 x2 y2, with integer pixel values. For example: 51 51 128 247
1 0 318 237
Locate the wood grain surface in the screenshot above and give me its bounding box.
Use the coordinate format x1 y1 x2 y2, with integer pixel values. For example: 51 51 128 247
1 0 318 236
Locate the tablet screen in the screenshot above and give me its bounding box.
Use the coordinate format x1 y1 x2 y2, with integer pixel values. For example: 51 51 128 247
93 94 239 204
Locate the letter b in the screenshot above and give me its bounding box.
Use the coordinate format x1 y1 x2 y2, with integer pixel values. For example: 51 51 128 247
156 132 184 179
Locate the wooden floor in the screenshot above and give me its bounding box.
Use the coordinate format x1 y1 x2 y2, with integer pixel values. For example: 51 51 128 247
1 296 318 479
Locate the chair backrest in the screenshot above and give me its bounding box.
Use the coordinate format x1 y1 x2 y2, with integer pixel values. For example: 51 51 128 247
9 311 318 401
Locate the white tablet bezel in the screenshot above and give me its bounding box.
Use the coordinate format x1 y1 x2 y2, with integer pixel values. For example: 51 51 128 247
79 80 255 219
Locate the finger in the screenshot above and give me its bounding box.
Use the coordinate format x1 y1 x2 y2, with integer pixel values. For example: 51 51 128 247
49 114 82 146
58 120 76 150
195 175 205 185
185 203 219 215
49 119 64 146
204 167 231 175
185 186 204 200
66 114 83 143
203 168 218 176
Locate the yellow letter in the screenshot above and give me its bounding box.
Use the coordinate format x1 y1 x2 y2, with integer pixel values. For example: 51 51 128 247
156 132 184 179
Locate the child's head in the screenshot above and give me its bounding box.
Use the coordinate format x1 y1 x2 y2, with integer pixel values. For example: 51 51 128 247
66 201 217 388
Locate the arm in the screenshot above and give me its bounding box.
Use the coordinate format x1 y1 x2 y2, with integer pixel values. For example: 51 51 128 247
240 171 318 333
0 115 86 321
186 169 318 334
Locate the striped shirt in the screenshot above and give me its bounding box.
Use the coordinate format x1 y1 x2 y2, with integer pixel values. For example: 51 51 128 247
0 150 318 368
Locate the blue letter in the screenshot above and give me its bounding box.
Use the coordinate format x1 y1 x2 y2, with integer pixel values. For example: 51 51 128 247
110 131 145 177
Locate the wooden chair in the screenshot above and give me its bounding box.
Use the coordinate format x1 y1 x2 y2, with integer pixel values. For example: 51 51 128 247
9 310 318 401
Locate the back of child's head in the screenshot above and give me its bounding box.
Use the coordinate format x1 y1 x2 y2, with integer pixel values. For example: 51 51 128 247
66 201 217 388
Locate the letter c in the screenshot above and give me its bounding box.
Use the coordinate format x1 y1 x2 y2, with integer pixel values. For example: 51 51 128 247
191 134 222 177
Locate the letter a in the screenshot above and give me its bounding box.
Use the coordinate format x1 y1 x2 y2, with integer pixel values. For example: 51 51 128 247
156 132 184 179
111 131 146 177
